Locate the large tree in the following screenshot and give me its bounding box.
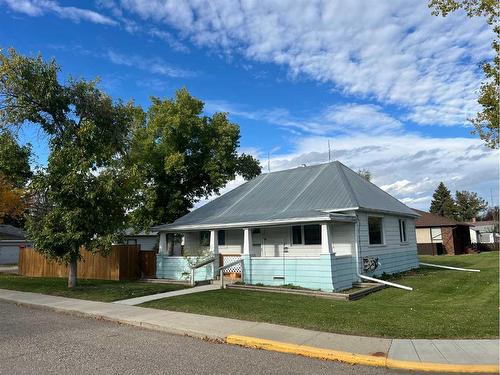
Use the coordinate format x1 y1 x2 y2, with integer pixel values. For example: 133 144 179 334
455 190 488 221
128 88 261 229
0 48 137 287
429 182 456 219
0 130 31 188
429 0 499 148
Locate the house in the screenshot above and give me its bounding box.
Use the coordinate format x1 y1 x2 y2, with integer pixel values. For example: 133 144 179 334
0 225 30 265
468 220 499 250
414 210 472 255
122 229 182 254
152 161 420 292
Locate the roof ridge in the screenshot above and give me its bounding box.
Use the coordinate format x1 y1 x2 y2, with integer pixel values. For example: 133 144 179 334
279 163 329 213
335 161 360 208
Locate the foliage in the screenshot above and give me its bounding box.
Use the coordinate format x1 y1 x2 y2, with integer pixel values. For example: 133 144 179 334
142 252 499 339
429 182 456 219
0 48 137 286
454 190 488 221
429 0 499 149
0 129 31 188
128 88 261 230
0 173 26 224
357 169 372 181
480 206 499 221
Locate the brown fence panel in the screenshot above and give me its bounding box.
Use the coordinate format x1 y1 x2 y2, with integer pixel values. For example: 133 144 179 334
18 245 140 280
139 251 157 278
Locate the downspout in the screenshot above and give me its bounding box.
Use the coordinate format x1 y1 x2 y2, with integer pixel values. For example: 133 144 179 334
354 213 413 291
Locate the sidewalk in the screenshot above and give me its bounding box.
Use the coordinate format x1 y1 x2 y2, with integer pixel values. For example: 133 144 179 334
0 288 497 373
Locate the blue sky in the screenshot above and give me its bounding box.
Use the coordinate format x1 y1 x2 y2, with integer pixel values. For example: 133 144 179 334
1 0 497 210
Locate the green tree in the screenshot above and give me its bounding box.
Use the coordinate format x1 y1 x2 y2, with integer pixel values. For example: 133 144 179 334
455 190 488 221
0 130 31 188
357 169 372 182
0 48 137 287
128 88 261 229
429 0 499 149
430 182 456 219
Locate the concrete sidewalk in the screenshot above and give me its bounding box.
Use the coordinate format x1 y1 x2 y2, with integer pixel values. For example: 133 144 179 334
0 289 497 373
113 284 220 306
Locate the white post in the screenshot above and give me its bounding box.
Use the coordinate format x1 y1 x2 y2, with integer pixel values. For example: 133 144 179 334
243 228 252 255
321 223 333 254
209 230 219 255
159 232 167 254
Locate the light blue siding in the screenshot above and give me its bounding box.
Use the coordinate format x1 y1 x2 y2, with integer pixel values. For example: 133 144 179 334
242 254 355 292
156 255 213 282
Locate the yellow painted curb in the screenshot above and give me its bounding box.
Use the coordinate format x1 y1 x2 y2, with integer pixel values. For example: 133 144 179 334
226 335 499 374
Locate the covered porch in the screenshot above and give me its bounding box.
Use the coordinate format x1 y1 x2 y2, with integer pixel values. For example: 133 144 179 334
156 215 358 292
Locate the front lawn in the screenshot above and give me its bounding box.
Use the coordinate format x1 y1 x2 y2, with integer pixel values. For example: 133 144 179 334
141 252 499 339
0 273 188 302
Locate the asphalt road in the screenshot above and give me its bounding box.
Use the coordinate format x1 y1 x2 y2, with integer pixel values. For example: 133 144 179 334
0 301 451 375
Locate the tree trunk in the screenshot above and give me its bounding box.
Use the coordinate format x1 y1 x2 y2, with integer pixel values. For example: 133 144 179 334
68 258 77 288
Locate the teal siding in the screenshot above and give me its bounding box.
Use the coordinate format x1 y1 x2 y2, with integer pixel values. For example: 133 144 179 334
243 254 355 292
156 255 213 281
364 250 419 277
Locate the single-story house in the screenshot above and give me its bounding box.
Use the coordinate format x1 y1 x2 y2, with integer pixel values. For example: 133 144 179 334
153 161 419 292
0 224 30 265
468 220 499 249
122 229 182 254
414 210 471 255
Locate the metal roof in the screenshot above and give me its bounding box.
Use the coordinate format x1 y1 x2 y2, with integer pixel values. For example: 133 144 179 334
155 161 417 231
0 225 26 240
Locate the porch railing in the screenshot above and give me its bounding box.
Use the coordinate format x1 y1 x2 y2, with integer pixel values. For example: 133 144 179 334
218 258 243 289
190 256 215 286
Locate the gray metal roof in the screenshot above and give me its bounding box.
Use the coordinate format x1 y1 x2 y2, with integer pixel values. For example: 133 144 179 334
155 161 417 231
0 225 26 240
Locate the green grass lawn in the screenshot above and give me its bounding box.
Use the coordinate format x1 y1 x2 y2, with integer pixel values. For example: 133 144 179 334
0 273 188 302
141 252 499 339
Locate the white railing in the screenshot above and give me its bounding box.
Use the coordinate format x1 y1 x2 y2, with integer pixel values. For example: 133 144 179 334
190 256 215 286
218 258 243 289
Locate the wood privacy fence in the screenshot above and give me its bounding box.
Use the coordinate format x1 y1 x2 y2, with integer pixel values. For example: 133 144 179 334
18 245 141 281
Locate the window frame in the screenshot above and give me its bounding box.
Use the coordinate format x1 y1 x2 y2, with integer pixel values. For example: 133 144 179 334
291 225 302 245
368 216 384 246
303 224 321 245
290 224 322 246
399 219 407 243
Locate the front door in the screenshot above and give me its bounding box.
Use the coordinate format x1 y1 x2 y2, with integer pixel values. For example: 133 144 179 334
252 228 262 256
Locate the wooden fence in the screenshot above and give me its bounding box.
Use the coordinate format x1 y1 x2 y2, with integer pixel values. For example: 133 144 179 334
139 251 157 278
18 245 141 281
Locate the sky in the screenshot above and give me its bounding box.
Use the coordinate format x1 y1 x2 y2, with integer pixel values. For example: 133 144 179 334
1 0 498 210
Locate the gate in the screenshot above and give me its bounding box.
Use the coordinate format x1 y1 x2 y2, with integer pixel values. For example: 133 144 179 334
139 251 157 278
219 254 242 279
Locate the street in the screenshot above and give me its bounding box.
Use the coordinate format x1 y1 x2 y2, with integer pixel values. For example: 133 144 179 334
0 301 450 375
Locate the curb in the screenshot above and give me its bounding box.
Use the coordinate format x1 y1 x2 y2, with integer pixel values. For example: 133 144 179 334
226 335 500 374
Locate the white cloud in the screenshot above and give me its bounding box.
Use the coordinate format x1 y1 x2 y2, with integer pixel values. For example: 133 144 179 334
106 50 195 78
148 29 189 53
117 0 493 128
2 0 117 25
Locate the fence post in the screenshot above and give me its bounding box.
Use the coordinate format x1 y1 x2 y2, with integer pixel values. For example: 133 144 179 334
190 267 195 286
220 269 224 289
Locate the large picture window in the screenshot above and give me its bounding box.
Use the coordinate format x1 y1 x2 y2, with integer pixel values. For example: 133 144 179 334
304 224 321 245
368 217 383 245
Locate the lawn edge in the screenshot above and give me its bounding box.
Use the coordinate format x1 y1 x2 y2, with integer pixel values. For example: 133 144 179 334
226 335 500 374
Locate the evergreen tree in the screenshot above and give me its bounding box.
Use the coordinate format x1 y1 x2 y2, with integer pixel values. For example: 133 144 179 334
429 182 456 219
455 190 488 221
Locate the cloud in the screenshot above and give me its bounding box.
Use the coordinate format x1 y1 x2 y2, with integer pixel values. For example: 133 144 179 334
2 0 117 25
148 29 189 53
267 134 497 210
106 50 196 78
205 100 403 136
117 0 493 128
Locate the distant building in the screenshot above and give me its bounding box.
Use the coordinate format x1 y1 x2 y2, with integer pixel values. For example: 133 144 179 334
0 225 30 264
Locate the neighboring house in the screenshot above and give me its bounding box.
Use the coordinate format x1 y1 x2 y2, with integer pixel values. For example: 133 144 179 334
414 210 471 255
468 220 499 246
0 225 30 265
153 162 419 292
123 229 159 252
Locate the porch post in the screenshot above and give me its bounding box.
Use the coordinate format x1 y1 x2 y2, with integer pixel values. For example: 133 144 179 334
159 232 167 254
210 230 219 279
242 228 252 284
321 223 333 254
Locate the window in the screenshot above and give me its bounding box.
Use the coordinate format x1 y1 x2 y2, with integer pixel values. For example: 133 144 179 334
304 224 321 245
252 228 261 245
199 231 210 246
217 230 225 246
430 228 442 243
368 217 383 245
399 219 407 243
292 225 302 244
